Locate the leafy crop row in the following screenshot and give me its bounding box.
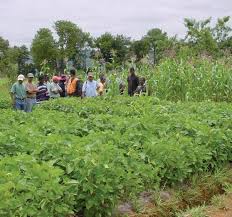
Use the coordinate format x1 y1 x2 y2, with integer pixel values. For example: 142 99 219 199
0 97 232 216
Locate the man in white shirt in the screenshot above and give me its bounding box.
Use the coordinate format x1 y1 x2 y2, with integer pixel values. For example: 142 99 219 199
82 72 99 98
49 76 63 99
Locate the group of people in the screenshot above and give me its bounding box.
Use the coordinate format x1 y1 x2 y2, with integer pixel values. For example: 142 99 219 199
10 67 146 112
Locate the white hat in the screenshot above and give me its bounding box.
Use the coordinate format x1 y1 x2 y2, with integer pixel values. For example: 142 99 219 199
17 74 25 81
88 72 94 77
27 73 34 78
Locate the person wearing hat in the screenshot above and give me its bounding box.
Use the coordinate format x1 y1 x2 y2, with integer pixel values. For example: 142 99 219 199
82 72 99 98
49 76 63 99
25 73 38 112
10 74 26 111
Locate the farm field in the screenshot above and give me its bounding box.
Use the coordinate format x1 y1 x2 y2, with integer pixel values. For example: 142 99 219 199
1 54 232 217
1 2 232 216
0 92 232 216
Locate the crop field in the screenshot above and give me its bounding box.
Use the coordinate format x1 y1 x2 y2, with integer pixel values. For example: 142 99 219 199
0 94 232 216
0 54 232 217
1 57 232 216
1 6 232 216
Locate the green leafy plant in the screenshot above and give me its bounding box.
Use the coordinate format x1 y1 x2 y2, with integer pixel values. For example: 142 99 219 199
0 155 75 217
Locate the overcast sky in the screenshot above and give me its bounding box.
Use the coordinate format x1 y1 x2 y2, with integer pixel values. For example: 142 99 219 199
0 0 231 47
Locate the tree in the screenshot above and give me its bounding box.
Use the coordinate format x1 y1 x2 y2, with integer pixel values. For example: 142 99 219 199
7 45 30 74
54 20 91 70
0 36 9 55
213 16 232 53
0 36 10 72
131 39 149 62
213 16 231 43
95 33 131 64
112 35 131 64
0 36 20 82
95 33 114 63
143 28 172 64
31 28 57 70
184 17 218 55
17 46 30 74
0 36 10 77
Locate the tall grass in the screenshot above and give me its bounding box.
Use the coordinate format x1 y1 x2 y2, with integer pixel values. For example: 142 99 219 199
0 78 10 99
152 59 232 102
107 58 232 102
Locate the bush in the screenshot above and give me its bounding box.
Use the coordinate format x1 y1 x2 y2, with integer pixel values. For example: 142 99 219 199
0 155 75 217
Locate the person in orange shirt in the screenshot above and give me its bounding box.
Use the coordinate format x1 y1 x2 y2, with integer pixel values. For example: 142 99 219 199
67 69 80 97
97 76 106 96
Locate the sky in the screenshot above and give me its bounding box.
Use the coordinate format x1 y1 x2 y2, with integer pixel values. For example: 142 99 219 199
0 0 232 47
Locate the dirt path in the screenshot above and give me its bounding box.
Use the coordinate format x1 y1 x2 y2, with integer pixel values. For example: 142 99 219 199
122 193 232 217
206 194 232 217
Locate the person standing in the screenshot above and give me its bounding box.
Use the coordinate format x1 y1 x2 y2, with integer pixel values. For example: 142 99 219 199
127 67 139 96
97 76 106 96
44 75 51 97
134 77 147 96
82 72 99 98
59 75 67 97
117 77 126 95
67 69 79 97
49 76 63 99
10 74 26 111
36 75 49 102
25 73 38 112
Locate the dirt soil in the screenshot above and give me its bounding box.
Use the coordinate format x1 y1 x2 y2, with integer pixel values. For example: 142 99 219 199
125 194 232 217
206 194 232 217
